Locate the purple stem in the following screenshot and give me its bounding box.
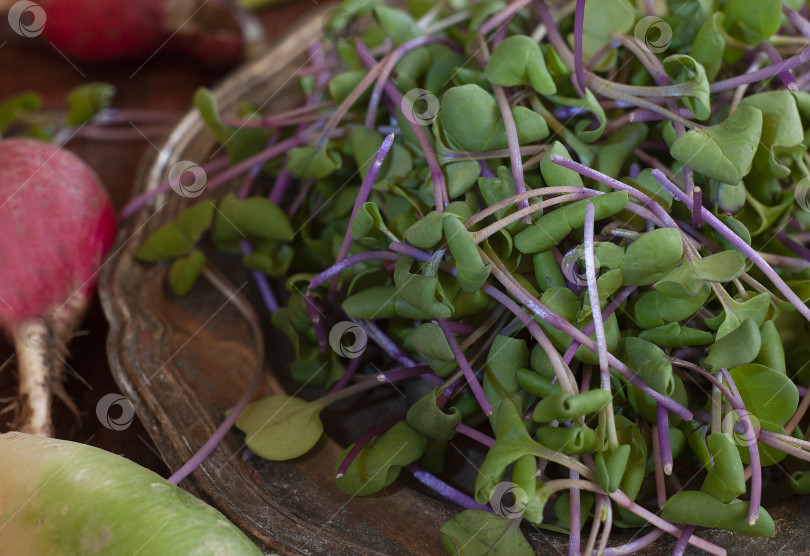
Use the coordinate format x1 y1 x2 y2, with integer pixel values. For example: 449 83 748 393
360 319 419 368
479 0 532 35
239 241 279 313
573 0 587 95
691 186 703 229
625 107 695 123
654 170 810 324
304 294 328 351
492 84 532 221
569 468 581 556
329 133 396 297
672 525 696 556
437 319 494 416
377 364 435 383
720 368 762 525
536 0 574 67
784 5 810 41
356 38 449 210
309 251 400 290
563 286 636 365
406 464 492 511
776 230 810 263
479 160 496 178
336 416 404 478
119 156 230 219
455 423 496 448
329 356 363 393
710 48 810 92
268 169 292 204
602 529 665 555
443 321 480 335
758 43 799 91
286 178 315 218
657 404 673 475
583 202 609 382
365 35 462 130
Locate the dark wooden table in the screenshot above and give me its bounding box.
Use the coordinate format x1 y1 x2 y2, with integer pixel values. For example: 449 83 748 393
0 0 319 473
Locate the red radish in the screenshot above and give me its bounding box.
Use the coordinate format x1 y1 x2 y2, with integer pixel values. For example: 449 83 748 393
38 0 258 67
38 0 167 62
0 138 116 436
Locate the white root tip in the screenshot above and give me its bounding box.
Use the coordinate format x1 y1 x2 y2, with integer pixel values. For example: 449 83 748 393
663 463 673 476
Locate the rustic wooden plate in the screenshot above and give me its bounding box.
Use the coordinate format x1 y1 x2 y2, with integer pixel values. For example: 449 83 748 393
99 6 810 555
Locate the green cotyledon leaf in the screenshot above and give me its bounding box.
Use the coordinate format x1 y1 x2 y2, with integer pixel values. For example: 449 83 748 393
661 491 774 536
443 215 491 293
691 12 726 81
723 0 782 43
633 282 711 328
546 89 606 143
411 321 451 356
406 389 461 441
235 395 324 461
335 421 426 496
532 390 611 423
594 122 648 178
541 141 583 188
670 105 763 184
514 191 629 253
701 433 746 503
194 88 267 163
485 35 556 95
475 396 537 504
620 228 684 286
578 0 634 70
638 323 715 347
167 251 206 296
483 335 528 415
66 82 115 127
662 55 711 120
439 84 548 152
393 257 454 319
705 318 761 370
286 143 343 179
738 91 804 178
440 511 534 556
211 193 293 246
135 200 216 262
0 91 40 132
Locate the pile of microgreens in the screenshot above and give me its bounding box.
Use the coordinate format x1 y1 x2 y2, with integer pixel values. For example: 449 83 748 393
130 0 810 554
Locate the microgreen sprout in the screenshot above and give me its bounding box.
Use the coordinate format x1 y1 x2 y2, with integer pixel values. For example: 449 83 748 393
131 0 810 553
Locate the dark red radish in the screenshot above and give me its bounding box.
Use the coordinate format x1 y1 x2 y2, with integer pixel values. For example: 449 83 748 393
38 0 259 67
38 0 167 63
0 138 116 436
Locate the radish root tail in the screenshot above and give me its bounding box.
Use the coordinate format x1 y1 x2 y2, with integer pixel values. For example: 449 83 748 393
11 292 89 437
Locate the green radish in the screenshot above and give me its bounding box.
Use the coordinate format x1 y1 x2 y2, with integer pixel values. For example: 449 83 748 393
0 432 261 556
